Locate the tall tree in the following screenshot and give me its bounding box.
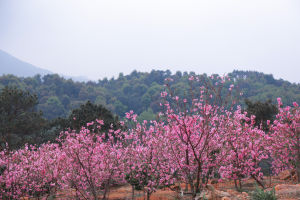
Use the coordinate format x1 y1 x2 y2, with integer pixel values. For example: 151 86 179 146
0 86 45 149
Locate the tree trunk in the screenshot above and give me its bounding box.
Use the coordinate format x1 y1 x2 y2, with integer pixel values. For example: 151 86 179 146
185 182 188 192
234 179 238 191
297 129 300 183
102 186 107 200
251 175 265 189
146 191 151 200
269 167 272 187
297 166 300 183
194 164 202 197
102 179 111 200
132 185 135 200
239 178 242 191
189 178 194 197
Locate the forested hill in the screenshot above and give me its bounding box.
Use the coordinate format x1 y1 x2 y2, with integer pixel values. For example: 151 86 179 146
0 70 299 119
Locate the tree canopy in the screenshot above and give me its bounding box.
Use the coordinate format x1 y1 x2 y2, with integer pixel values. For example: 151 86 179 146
52 101 119 133
0 70 299 120
0 86 46 149
244 99 278 131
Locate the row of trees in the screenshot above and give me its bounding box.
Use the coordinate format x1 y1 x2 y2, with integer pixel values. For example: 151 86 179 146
0 75 299 199
0 86 119 150
0 80 278 150
1 70 299 120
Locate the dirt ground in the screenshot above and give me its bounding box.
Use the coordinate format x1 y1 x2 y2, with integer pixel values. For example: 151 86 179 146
23 176 300 199
105 176 300 200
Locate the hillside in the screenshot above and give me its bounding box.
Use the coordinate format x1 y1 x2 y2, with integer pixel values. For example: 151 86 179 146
0 49 52 77
0 49 89 82
0 70 299 119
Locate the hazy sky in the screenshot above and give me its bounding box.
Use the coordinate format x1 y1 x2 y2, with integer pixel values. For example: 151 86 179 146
0 0 299 82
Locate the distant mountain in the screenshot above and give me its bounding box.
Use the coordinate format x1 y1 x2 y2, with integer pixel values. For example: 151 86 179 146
0 49 89 82
0 49 52 77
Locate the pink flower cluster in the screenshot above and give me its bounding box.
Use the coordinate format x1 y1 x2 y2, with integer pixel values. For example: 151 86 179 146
219 107 269 188
268 99 300 179
0 77 299 199
0 120 125 199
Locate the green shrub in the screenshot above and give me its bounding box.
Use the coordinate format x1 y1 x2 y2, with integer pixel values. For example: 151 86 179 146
251 187 277 200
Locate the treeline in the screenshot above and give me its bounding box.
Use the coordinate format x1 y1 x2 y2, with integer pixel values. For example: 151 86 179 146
0 86 119 150
0 74 299 199
0 70 299 121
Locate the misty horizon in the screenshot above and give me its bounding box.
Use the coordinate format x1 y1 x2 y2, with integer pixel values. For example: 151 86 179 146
1 48 299 84
0 0 299 83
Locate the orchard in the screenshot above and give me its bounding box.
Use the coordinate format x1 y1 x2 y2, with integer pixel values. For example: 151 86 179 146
0 75 299 199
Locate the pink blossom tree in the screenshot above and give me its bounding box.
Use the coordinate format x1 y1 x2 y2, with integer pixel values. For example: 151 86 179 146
58 124 125 200
269 99 300 182
0 119 125 200
122 112 177 200
158 75 239 197
220 107 269 190
3 75 298 199
0 143 63 199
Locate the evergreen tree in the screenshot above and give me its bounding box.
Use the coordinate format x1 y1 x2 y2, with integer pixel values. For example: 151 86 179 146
0 86 46 149
244 99 278 131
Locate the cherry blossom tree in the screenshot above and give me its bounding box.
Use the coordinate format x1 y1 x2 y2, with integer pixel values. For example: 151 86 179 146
57 124 125 199
269 98 300 182
0 119 125 200
1 75 298 200
220 107 269 190
0 143 63 199
157 75 240 197
122 112 177 200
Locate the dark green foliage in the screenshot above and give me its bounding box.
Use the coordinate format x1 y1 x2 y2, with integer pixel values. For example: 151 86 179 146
244 99 278 176
0 70 299 121
245 99 278 131
229 70 300 106
39 96 66 119
138 108 156 122
0 165 6 176
52 101 119 133
125 170 147 190
0 69 298 152
251 187 277 200
0 86 46 149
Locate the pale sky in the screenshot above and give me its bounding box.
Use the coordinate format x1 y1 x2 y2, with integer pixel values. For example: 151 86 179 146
0 0 300 82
